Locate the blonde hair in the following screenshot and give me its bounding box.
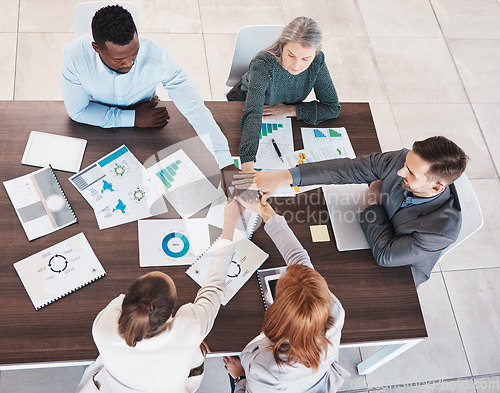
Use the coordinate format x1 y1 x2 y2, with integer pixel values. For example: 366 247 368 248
262 264 333 371
263 17 322 62
118 272 177 347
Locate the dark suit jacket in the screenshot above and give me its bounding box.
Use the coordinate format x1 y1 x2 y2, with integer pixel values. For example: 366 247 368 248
299 149 462 285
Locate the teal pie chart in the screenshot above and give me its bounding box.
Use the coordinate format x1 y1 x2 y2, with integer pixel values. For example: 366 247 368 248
162 232 190 258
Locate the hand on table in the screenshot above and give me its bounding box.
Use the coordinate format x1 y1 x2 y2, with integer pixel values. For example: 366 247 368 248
134 96 170 128
263 104 296 118
223 356 245 380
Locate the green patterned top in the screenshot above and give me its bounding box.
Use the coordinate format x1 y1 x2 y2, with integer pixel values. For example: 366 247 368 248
239 51 340 163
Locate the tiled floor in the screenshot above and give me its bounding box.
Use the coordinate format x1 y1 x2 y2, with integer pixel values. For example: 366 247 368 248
1 0 500 392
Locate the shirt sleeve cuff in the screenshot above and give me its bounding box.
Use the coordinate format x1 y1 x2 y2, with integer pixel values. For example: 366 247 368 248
213 151 235 169
121 110 135 127
289 166 301 187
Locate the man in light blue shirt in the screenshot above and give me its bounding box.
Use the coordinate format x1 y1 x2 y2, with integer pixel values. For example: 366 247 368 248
61 4 235 174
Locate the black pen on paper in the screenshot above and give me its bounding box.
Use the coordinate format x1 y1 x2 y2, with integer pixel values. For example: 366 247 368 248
271 139 284 163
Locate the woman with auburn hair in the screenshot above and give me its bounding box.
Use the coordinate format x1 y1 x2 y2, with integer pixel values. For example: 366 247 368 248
224 198 348 393
76 200 243 393
227 16 340 173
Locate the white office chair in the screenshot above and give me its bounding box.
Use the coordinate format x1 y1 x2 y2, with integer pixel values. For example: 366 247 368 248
225 25 284 88
74 1 139 38
438 173 484 261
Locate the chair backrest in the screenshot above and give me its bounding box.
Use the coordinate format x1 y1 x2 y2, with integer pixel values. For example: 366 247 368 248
225 25 284 87
74 1 138 39
438 173 483 260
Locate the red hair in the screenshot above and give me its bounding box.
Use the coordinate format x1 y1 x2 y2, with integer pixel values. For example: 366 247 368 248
262 264 334 371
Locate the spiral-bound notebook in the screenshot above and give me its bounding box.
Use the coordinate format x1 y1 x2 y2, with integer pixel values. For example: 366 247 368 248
3 166 77 241
13 233 106 310
256 266 287 310
186 230 268 306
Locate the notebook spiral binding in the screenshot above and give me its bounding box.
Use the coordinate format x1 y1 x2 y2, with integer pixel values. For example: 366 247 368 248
255 271 269 311
48 164 78 222
37 272 107 310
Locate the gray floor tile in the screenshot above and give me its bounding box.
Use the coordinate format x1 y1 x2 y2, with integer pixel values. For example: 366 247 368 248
392 103 496 179
360 272 471 387
359 0 442 38
369 103 404 152
199 0 286 34
15 32 73 100
473 375 500 392
204 33 237 101
448 38 500 103
338 347 368 391
371 37 467 104
322 36 389 103
472 103 500 175
0 0 19 33
19 0 78 33
440 179 500 271
282 0 368 37
369 378 477 392
0 33 17 100
444 269 500 375
138 0 202 34
431 0 500 39
0 366 84 393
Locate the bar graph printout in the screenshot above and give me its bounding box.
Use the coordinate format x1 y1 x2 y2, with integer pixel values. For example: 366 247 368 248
300 127 356 159
146 149 221 219
254 118 293 170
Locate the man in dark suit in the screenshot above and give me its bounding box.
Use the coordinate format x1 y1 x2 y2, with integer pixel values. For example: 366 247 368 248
234 136 469 285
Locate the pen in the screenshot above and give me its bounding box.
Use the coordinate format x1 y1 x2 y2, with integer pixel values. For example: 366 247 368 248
271 138 284 163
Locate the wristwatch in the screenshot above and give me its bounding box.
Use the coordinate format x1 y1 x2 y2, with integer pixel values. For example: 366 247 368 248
234 375 246 384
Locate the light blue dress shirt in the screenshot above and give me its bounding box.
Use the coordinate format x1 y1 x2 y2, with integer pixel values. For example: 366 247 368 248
61 34 233 169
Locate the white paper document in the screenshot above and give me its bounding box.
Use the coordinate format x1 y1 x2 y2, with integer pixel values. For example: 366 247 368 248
22 131 87 173
13 232 106 310
254 118 293 170
146 149 220 219
186 231 269 305
301 127 356 159
138 219 210 267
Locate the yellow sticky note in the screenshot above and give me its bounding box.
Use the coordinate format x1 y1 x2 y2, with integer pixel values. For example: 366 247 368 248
310 225 330 242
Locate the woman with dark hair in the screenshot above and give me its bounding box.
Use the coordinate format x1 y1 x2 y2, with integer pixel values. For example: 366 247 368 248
76 200 243 393
227 16 341 172
224 198 348 392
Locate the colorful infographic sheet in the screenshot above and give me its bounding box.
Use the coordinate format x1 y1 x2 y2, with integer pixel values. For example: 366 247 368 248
146 149 220 219
254 118 293 170
138 219 210 266
186 231 269 306
300 127 356 159
69 145 167 229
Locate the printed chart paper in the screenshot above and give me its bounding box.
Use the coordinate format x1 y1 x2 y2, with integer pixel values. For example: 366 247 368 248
70 145 167 229
3 167 77 241
254 118 293 170
301 127 356 159
138 219 210 267
146 149 220 219
13 233 106 310
186 231 269 305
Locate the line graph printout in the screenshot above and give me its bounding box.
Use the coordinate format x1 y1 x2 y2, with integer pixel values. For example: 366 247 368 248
301 127 356 159
254 118 293 170
146 149 220 219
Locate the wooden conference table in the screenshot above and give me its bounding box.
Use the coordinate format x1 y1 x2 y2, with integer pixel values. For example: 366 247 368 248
0 101 426 373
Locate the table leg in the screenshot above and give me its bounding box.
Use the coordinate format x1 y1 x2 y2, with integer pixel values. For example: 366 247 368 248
357 339 423 375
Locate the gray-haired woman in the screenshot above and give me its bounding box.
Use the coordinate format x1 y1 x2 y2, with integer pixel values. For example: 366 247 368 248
228 17 341 172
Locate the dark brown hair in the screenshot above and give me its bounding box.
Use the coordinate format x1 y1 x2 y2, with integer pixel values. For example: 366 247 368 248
118 272 177 347
262 264 334 371
412 136 468 186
